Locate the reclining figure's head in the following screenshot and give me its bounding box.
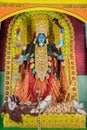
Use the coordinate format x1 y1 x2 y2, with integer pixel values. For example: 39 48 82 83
8 95 20 111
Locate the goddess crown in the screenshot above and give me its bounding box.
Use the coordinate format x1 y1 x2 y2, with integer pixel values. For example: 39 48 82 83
36 20 48 37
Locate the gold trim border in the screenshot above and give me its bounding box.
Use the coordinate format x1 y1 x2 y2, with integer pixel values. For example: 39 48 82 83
0 0 87 4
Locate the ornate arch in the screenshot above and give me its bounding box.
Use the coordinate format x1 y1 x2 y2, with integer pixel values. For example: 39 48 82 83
4 10 78 102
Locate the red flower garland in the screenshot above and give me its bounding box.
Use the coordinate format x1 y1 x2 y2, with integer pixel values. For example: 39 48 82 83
42 61 53 99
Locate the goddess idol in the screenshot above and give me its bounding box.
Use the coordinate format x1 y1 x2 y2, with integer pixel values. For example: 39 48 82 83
13 20 68 103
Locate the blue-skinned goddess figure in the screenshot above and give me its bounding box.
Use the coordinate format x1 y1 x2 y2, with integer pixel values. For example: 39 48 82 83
14 21 68 103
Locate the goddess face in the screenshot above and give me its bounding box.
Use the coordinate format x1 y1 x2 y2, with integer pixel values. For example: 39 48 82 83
37 33 46 46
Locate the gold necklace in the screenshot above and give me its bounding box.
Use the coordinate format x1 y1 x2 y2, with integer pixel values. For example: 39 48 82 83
35 44 48 81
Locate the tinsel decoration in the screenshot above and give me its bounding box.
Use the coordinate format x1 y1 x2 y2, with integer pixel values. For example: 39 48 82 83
12 72 21 83
13 54 23 65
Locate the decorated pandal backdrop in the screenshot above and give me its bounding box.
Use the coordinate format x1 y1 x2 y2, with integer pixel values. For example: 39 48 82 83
1 11 86 128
